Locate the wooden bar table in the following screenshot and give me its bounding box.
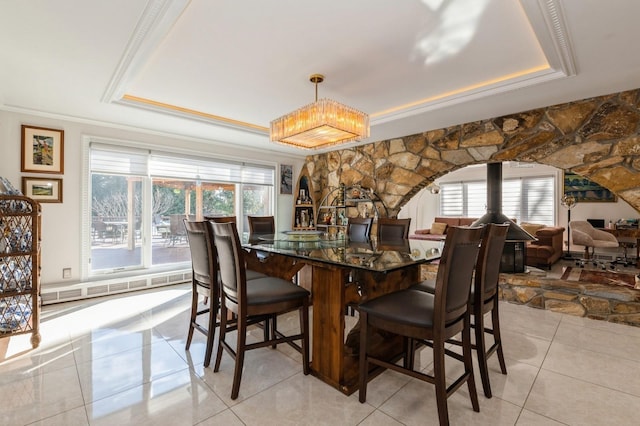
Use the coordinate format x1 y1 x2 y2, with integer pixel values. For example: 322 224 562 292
243 232 442 395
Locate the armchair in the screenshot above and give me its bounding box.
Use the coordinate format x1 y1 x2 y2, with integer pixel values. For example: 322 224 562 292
570 220 619 264
522 223 565 269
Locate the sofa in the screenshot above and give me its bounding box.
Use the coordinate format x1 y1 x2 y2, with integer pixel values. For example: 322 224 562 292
521 223 565 269
410 217 479 241
411 218 565 269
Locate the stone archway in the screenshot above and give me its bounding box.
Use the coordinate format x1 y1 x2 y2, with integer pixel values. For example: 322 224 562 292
303 88 640 216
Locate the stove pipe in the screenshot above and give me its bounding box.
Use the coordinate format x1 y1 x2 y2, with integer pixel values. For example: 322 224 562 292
471 162 536 241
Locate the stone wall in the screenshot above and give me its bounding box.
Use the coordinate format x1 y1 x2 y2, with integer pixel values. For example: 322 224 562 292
304 88 640 326
303 88 640 216
499 273 640 326
419 264 640 326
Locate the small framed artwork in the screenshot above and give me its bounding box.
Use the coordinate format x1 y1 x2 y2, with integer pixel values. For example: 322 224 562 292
21 125 64 174
22 177 63 203
563 170 617 202
280 164 293 194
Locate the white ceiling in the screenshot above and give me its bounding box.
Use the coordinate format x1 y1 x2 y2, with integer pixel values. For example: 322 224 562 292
2 0 640 157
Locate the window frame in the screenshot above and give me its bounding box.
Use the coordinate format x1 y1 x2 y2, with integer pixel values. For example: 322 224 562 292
82 137 275 279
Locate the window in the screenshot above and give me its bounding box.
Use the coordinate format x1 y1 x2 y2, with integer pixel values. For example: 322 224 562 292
439 181 487 217
88 142 274 275
440 175 555 224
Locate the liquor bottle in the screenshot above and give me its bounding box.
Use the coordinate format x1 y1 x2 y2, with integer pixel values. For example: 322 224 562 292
337 183 345 206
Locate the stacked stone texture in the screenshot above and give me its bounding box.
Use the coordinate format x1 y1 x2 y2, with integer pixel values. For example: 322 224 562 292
304 88 640 217
303 88 640 326
418 264 640 327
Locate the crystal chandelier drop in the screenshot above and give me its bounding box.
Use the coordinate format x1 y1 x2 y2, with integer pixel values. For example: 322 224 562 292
270 74 369 150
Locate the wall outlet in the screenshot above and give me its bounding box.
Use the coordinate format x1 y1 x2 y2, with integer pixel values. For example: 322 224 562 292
62 268 72 279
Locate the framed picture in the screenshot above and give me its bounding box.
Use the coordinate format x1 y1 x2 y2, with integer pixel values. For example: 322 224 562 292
563 171 617 202
21 125 64 174
22 177 63 203
280 164 293 194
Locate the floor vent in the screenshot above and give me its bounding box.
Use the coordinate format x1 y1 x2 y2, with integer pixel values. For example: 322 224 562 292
59 289 83 300
129 279 147 289
151 276 168 285
169 273 185 283
41 269 190 305
109 282 128 293
41 292 58 303
88 285 109 296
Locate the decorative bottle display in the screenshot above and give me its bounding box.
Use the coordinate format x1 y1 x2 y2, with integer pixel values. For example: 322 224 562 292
297 189 309 205
336 183 345 206
292 171 316 230
0 194 41 348
315 184 388 235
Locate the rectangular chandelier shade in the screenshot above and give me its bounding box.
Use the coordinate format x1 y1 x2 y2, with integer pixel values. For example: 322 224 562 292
270 98 369 150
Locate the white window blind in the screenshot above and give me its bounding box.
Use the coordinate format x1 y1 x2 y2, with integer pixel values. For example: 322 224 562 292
241 165 275 185
90 145 148 176
150 154 242 182
502 180 522 219
149 154 273 185
440 175 555 224
467 181 487 217
90 143 274 185
524 177 555 223
441 183 463 216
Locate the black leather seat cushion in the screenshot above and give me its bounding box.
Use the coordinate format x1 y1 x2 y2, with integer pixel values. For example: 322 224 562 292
412 278 477 305
214 269 266 285
359 289 435 328
246 269 268 281
412 279 435 293
246 277 310 306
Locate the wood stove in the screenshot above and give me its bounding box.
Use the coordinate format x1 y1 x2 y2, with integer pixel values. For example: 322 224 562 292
501 241 526 273
471 162 535 273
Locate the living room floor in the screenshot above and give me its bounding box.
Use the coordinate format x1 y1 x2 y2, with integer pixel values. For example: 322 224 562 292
2 283 640 425
537 254 640 281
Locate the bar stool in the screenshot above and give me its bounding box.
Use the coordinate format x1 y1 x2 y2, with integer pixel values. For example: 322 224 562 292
211 221 310 400
412 223 510 398
358 226 484 425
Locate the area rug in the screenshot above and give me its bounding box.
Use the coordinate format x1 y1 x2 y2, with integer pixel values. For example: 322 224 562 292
560 267 638 289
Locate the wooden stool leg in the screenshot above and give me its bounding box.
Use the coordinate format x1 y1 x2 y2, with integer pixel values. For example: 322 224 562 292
475 310 492 398
231 317 247 400
493 301 507 375
185 290 198 350
433 338 450 426
463 314 480 412
203 296 216 367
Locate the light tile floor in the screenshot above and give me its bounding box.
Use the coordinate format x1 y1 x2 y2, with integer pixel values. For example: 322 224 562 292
2 283 640 425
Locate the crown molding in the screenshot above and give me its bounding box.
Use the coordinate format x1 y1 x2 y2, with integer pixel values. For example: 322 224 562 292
371 67 563 124
371 0 577 124
101 0 190 103
520 0 577 76
115 95 269 135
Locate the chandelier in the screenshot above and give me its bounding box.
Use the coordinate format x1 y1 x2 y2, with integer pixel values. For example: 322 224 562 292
270 74 369 150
